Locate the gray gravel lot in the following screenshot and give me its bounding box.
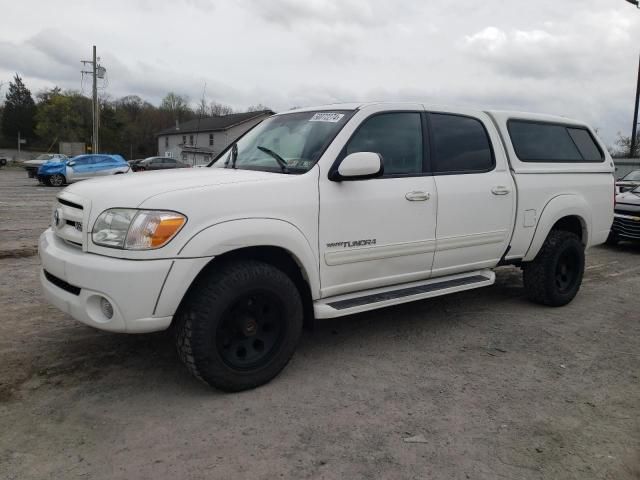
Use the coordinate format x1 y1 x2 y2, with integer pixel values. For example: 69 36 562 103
0 168 639 479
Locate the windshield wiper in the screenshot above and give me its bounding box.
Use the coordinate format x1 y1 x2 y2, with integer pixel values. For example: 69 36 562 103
224 142 238 169
257 146 289 173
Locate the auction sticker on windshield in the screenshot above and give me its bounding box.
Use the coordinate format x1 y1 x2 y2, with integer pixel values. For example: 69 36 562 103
310 112 344 123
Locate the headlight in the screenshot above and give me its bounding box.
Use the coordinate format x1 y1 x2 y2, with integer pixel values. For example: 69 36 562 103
92 209 186 249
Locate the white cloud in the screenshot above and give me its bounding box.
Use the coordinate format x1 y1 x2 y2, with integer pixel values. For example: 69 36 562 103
0 0 639 145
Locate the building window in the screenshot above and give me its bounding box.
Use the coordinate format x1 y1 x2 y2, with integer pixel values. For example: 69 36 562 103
189 135 194 145
182 135 186 145
164 136 169 148
209 133 214 146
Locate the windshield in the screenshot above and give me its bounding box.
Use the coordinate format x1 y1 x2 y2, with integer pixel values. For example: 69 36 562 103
211 110 352 173
622 170 640 181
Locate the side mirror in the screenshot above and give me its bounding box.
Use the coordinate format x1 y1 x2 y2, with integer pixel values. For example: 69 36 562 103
68 161 76 167
332 152 383 181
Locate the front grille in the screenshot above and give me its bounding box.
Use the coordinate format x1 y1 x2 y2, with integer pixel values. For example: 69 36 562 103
58 198 83 210
44 270 81 295
615 206 640 217
612 216 640 239
53 196 85 247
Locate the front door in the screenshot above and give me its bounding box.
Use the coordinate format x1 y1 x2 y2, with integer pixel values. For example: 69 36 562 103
319 108 438 298
68 156 92 180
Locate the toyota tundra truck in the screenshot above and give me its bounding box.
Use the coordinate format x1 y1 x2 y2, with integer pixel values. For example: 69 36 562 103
38 103 615 391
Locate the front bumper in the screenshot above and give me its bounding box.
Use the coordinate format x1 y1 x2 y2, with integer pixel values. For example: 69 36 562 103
38 228 210 333
611 213 640 240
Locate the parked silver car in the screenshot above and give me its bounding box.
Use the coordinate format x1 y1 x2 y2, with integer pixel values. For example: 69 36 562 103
37 154 131 186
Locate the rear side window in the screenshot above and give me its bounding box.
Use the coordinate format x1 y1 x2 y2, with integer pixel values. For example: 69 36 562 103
429 113 494 174
508 120 603 163
345 112 423 176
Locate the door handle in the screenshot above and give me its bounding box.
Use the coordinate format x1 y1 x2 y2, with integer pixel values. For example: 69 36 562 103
491 186 511 196
405 191 430 201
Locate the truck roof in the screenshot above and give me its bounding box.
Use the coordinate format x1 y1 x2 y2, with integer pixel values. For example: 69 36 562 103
277 102 588 127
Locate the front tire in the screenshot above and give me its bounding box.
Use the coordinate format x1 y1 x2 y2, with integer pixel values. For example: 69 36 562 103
47 174 65 187
522 230 585 307
174 260 304 392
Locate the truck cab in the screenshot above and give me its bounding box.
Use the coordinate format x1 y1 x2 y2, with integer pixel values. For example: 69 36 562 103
38 102 614 391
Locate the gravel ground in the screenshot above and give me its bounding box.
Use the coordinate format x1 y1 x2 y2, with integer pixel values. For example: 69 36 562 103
0 169 639 479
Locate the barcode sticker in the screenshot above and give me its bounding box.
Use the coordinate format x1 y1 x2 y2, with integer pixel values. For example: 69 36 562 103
310 112 344 123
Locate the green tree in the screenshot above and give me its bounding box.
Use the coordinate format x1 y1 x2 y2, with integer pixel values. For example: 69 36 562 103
611 132 640 158
209 101 234 116
35 89 91 146
160 92 193 123
1 74 36 141
246 103 271 112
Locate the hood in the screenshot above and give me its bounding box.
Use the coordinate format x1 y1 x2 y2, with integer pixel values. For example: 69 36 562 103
617 189 640 204
63 167 283 206
24 159 48 166
38 160 67 172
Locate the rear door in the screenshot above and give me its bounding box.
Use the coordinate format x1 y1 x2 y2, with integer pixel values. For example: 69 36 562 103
319 106 438 298
427 109 515 277
163 158 177 169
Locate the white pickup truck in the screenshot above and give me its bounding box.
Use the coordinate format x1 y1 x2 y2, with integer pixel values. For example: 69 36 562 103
39 103 614 391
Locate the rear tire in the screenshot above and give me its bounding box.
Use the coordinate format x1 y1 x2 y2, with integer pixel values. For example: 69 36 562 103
522 230 585 307
47 174 65 187
174 260 304 392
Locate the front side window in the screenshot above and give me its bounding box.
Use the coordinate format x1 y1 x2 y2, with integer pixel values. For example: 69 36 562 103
345 112 423 175
212 110 352 173
508 120 603 163
430 113 494 174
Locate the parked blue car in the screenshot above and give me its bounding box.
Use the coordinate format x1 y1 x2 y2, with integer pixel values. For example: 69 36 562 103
38 154 131 186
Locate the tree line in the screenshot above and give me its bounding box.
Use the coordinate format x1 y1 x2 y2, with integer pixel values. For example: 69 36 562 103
0 74 270 159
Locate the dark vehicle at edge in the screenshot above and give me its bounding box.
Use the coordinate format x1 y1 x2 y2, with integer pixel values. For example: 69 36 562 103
608 187 640 244
132 156 191 172
616 169 640 194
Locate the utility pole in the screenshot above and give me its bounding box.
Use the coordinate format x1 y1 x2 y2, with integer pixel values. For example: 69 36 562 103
625 0 640 157
631 55 640 158
81 45 105 154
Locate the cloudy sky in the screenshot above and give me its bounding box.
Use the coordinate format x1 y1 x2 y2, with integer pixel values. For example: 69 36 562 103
1 0 639 146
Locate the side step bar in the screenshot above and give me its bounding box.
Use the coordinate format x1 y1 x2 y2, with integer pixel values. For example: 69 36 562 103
314 270 495 319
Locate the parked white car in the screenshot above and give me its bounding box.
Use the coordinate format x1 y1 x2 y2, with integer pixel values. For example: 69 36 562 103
23 153 68 179
39 103 614 391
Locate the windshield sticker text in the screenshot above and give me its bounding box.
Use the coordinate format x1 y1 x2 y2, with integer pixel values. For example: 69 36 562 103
310 113 344 123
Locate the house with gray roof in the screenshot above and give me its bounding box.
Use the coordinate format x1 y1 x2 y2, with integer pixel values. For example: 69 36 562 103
156 110 273 166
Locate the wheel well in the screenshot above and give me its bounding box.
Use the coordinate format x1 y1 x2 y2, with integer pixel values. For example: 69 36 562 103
551 215 586 244
179 246 315 327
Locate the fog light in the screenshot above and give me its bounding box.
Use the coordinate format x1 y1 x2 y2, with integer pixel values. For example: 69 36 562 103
100 297 114 319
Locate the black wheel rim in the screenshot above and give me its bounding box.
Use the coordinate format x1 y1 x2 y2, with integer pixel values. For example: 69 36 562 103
555 248 580 293
215 290 286 370
51 175 63 186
